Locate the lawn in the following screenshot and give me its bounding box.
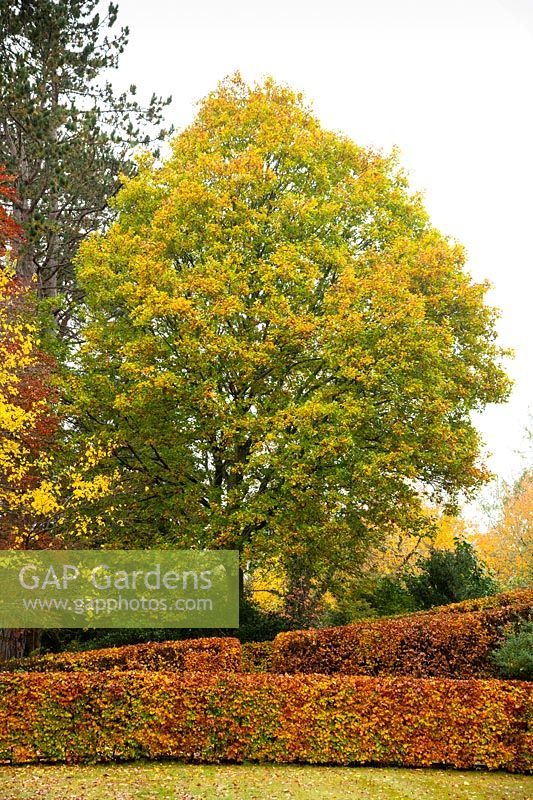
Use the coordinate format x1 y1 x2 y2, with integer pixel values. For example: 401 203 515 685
0 763 531 800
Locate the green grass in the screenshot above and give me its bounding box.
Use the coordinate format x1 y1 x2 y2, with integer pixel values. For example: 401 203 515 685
0 763 532 800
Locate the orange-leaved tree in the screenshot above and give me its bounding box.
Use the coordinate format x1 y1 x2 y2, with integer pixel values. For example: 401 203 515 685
475 471 533 587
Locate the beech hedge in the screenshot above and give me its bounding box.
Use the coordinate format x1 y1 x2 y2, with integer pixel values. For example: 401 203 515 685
241 641 273 673
426 589 533 615
272 596 533 677
0 672 530 770
0 637 241 673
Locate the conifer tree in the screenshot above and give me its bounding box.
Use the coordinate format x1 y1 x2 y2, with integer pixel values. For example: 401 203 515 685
0 0 171 327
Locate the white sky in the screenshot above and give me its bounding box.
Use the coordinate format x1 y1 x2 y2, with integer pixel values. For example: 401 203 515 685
111 0 533 496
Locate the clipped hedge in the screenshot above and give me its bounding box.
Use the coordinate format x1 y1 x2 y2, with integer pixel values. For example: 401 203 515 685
241 641 273 673
0 637 241 674
0 672 530 771
428 589 533 615
272 598 533 678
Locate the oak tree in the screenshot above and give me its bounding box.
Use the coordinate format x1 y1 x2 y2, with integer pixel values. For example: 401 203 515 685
73 76 511 585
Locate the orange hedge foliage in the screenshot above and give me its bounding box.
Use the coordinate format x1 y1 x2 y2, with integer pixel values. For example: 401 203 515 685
272 597 532 677
0 672 530 770
426 589 533 615
241 642 273 673
0 637 241 673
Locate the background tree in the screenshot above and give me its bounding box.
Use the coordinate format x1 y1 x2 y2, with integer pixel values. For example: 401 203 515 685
0 268 61 661
351 537 499 617
0 263 121 659
0 168 118 659
0 171 59 657
0 0 171 326
72 75 511 594
0 270 60 551
475 470 533 586
326 510 475 619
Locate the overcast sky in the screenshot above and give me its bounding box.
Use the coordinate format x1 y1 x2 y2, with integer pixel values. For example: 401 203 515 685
111 0 533 498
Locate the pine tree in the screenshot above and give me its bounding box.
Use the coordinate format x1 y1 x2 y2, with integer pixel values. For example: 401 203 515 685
0 0 171 328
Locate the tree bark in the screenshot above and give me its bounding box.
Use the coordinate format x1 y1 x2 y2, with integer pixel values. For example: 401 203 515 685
0 628 41 661
0 629 25 661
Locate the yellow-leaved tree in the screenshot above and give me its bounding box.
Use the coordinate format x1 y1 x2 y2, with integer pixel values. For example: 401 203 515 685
71 76 511 612
0 269 60 548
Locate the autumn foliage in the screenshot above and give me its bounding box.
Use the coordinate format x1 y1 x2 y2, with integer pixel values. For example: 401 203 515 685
1 594 531 770
0 166 61 551
0 75 527 773
241 641 274 673
475 473 533 586
72 75 510 574
0 166 21 256
0 270 60 548
0 671 530 770
271 590 533 677
427 588 533 615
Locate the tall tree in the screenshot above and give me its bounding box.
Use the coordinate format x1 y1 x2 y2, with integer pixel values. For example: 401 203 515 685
72 76 511 586
0 0 170 326
0 267 60 661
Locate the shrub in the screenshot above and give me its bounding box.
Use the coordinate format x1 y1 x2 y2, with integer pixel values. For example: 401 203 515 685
491 621 533 681
403 539 500 610
40 627 205 654
233 597 294 642
272 595 532 677
0 672 530 770
241 642 273 673
0 637 241 673
352 541 502 618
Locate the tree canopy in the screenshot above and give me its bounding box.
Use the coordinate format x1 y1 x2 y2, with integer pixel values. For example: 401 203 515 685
72 75 510 581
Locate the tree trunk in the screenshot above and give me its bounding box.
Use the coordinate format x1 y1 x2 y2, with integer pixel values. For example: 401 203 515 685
0 629 26 661
0 628 41 661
